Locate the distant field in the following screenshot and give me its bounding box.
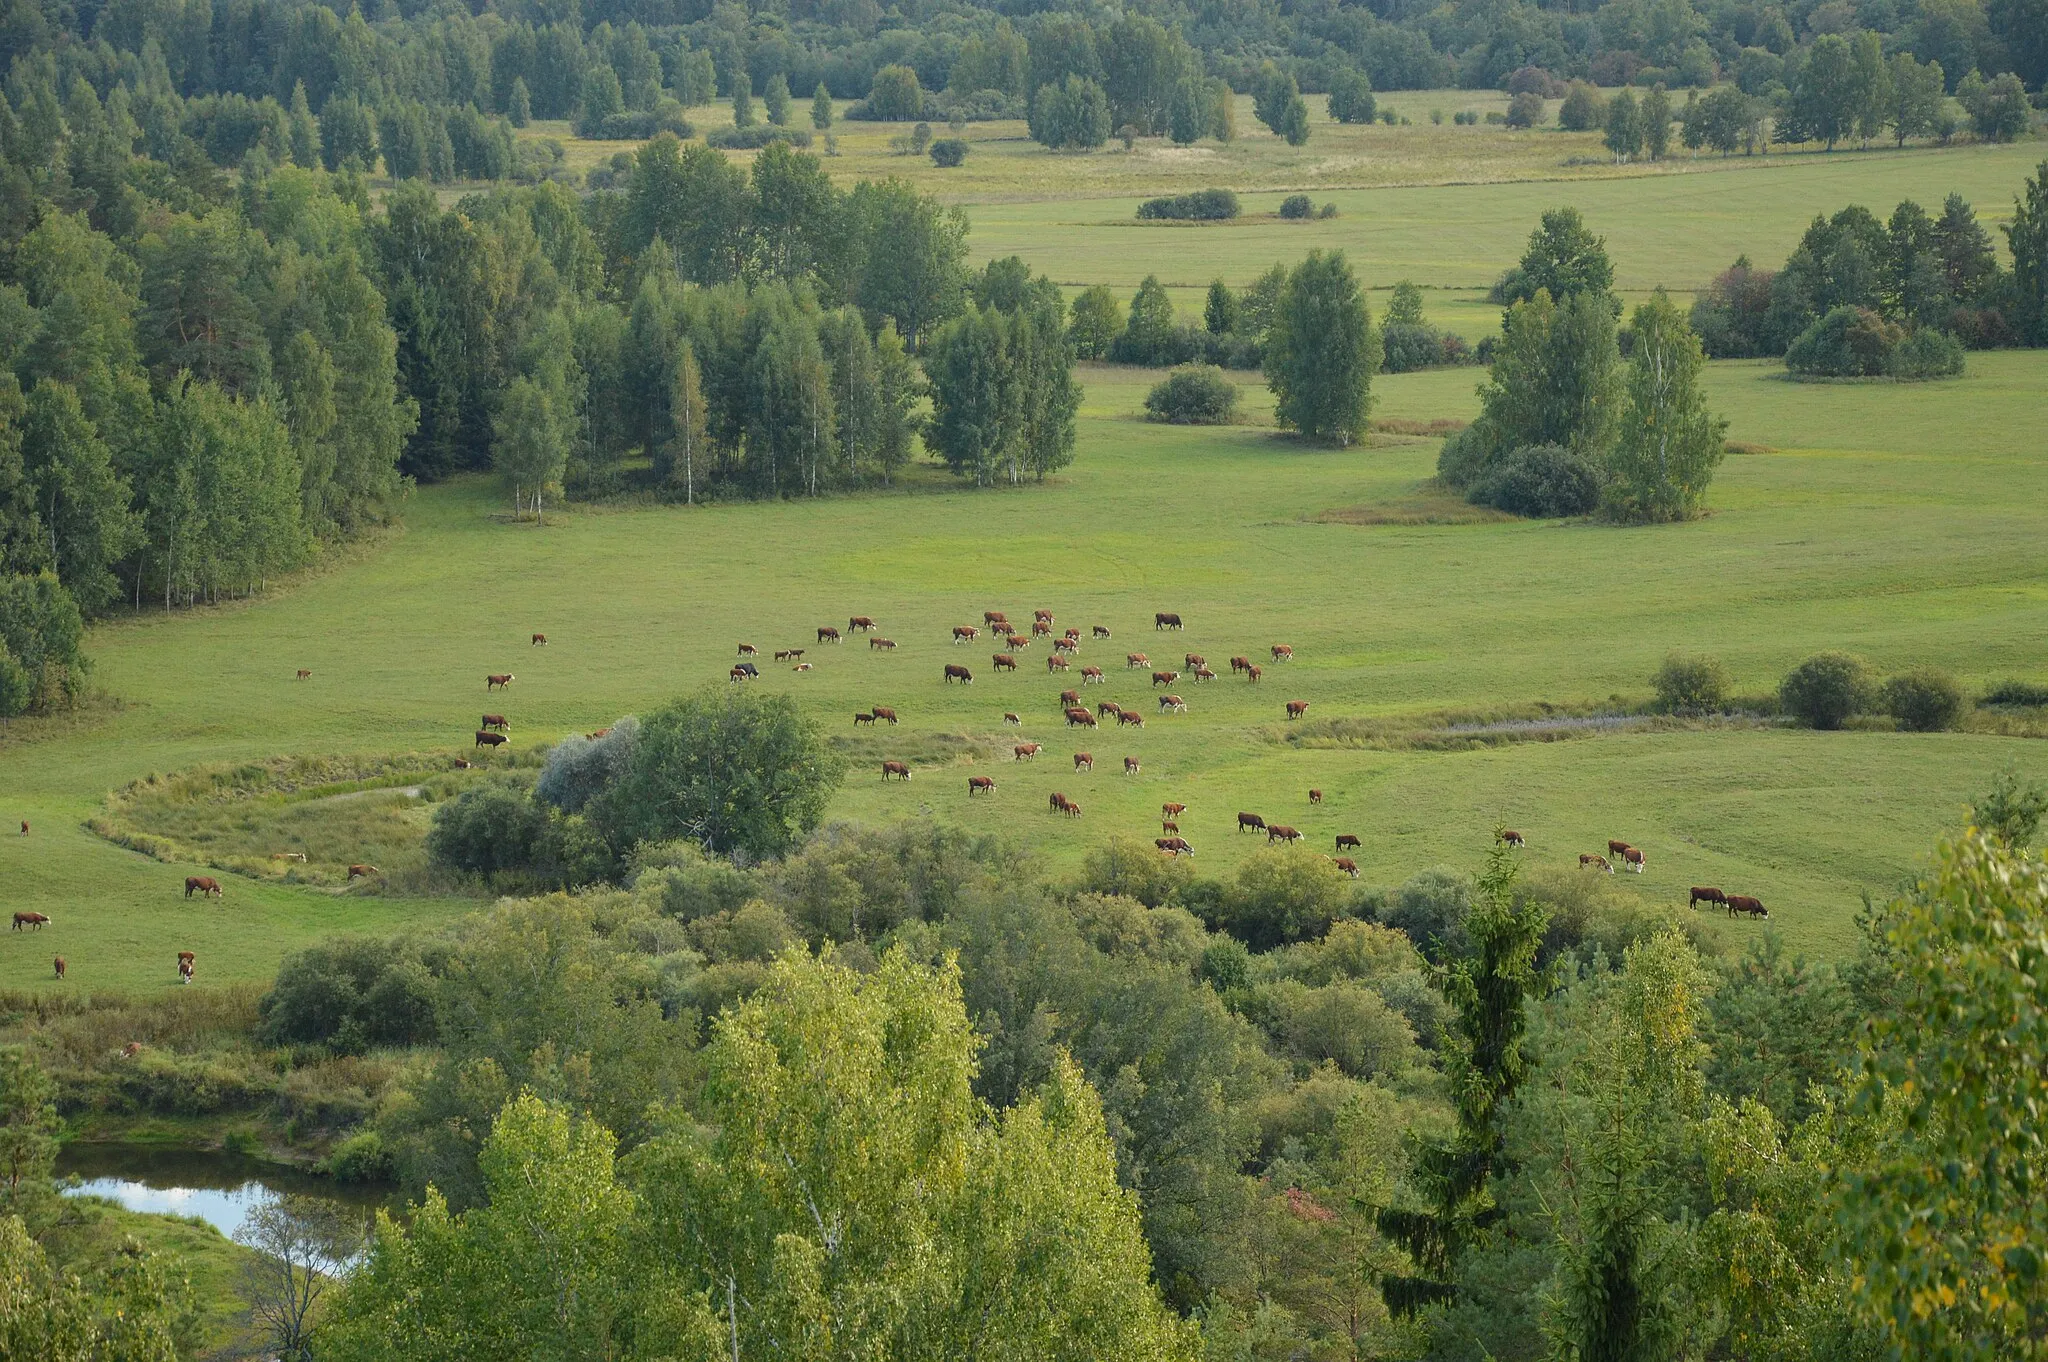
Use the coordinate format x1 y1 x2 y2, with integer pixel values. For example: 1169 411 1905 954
3 349 2044 991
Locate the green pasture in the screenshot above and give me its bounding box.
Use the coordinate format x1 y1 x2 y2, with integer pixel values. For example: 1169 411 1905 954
4 351 2045 991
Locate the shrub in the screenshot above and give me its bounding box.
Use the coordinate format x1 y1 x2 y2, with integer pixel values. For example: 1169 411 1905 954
1317 202 1339 219
1505 65 1566 97
1278 193 1313 219
1216 847 1356 951
1653 652 1732 714
1076 836 1192 908
1558 81 1605 131
259 937 439 1050
1786 307 1964 381
706 125 811 150
1136 188 1240 221
1504 91 1545 128
535 719 638 814
581 106 692 140
1981 679 2048 708
1144 367 1239 424
928 137 967 166
1383 867 1473 961
1380 323 1471 373
1883 667 1964 732
323 1130 396 1183
1887 327 1966 379
426 781 553 876
1779 651 1869 730
1468 443 1604 518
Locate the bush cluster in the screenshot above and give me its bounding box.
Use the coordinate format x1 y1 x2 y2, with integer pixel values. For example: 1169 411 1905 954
1136 188 1241 221
1466 443 1604 518
1776 654 1965 732
1652 652 1733 714
1144 367 1240 424
706 124 812 150
1785 307 1966 380
1379 323 1473 373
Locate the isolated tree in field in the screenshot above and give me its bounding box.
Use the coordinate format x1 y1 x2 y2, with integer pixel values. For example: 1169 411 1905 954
508 77 531 127
1604 88 1642 161
2008 159 2048 346
1605 292 1726 522
1441 287 1622 492
1558 81 1603 131
1387 280 1425 327
763 73 790 126
866 65 926 121
1682 85 1756 155
662 341 707 504
1030 75 1111 150
811 82 833 129
1779 651 1868 730
731 75 754 128
1327 67 1376 124
1503 206 1615 307
1264 250 1379 446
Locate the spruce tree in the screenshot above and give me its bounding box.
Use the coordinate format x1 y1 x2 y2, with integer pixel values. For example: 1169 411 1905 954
732 77 754 128
811 82 833 130
508 77 531 128
764 73 790 126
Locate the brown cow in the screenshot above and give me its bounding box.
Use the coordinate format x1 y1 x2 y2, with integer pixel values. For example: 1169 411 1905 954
1336 834 1360 850
1607 839 1632 858
1161 819 1178 834
1580 853 1613 873
1245 665 1262 683
849 616 877 632
1064 628 1081 640
870 637 897 650
452 757 472 769
12 912 49 931
1155 613 1183 630
1062 797 1081 818
1622 846 1646 873
271 851 308 863
1092 625 1112 639
1156 837 1192 856
1266 824 1303 843
881 761 913 781
775 648 805 661
1237 812 1265 832
532 633 548 645
296 668 312 680
1689 886 1727 910
1725 894 1768 919
1081 666 1105 683
944 665 974 684
587 729 613 740
178 957 194 984
1065 708 1097 727
953 626 978 643
1151 670 1179 687
871 707 899 724
1098 700 1122 718
1501 829 1526 847
486 674 514 689
730 666 751 682
993 654 1018 672
1333 857 1359 878
1230 656 1252 674
818 626 842 643
1007 634 1031 650
1126 653 1149 669
1158 695 1186 714
347 864 380 880
1053 637 1078 654
738 643 759 656
1271 645 1294 661
854 712 876 726
1046 655 1070 672
52 956 64 979
1014 743 1041 760
1059 689 1081 706
184 876 222 898
1118 709 1145 727
1184 654 1205 670
968 776 995 796
1034 609 1055 623
1125 757 1142 775
1049 791 1069 813
17 821 25 835
1163 802 1188 818
481 713 509 731
1004 712 1022 725
1285 700 1309 720
1074 752 1093 771
1191 667 1216 683
985 611 1009 626
475 730 508 748
1308 789 1323 805
1033 620 1053 637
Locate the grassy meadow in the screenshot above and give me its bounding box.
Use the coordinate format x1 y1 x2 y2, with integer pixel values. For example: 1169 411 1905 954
3 336 2045 991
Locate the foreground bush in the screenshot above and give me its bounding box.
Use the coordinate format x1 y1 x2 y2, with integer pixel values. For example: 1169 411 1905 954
1653 652 1732 714
1882 667 1964 732
1467 443 1603 518
1779 651 1869 729
1144 367 1240 424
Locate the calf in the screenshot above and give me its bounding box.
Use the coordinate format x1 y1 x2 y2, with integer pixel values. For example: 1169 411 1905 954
1155 612 1183 630
1125 757 1142 775
1689 886 1727 910
1118 709 1145 727
1049 791 1069 814
1333 857 1360 877
1622 846 1646 873
993 654 1018 672
1158 695 1186 714
870 637 897 650
481 713 510 731
1725 894 1768 919
1271 645 1293 661
854 712 876 726
52 956 64 979
731 667 750 682
1266 824 1303 843
1092 625 1112 639
1064 628 1081 641
1046 655 1070 672
486 674 514 690
968 776 995 796
12 912 49 931
849 615 877 632
818 626 842 644
1285 700 1309 720
1237 812 1266 833
184 876 222 898
271 851 308 863
775 648 806 662
475 730 508 748
296 668 312 680
1156 837 1192 856
1191 667 1216 683
881 761 913 781
953 626 978 643
347 864 379 880
1580 853 1613 873
1336 834 1360 850
1151 671 1180 688
1073 752 1093 771
1081 666 1105 683
1065 708 1097 727
1126 653 1149 669
532 633 548 645
944 665 974 684
178 957 194 984
1501 829 1526 847
1014 743 1041 760
871 707 899 724
1308 789 1323 805
1245 665 1262 683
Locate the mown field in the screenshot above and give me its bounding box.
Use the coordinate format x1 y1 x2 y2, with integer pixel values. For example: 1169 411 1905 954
3 339 2044 991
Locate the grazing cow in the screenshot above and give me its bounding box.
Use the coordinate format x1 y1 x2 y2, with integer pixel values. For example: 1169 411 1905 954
1155 613 1183 630
1007 634 1031 650
854 712 876 726
1689 886 1727 910
481 713 510 731
1156 837 1192 856
1267 824 1303 843
1271 645 1294 661
849 616 877 632
1336 834 1360 850
1237 812 1266 833
296 669 312 680
1118 709 1145 727
487 674 514 690
870 637 897 650
985 611 1009 627
122 1042 142 1059
1060 689 1082 707
1034 609 1055 623
1333 857 1359 878
953 626 978 643
453 758 472 770
1622 847 1646 873
1607 839 1632 858
1004 712 1022 725
871 707 899 724
184 876 222 898
18 821 25 835
1158 695 1187 714
1161 819 1178 834
1074 752 1093 771
1062 797 1081 818
1015 743 1042 760
1308 789 1323 805
731 666 750 682
1184 654 1205 670
1033 620 1052 637
881 761 913 781
775 649 805 662
1192 667 1216 683
818 626 842 644
1126 654 1149 669
178 957 194 984
271 851 308 863
1501 830 1525 847
1246 665 1262 683
12 912 49 931
1098 701 1122 718
1285 700 1309 720
1230 656 1252 674
736 662 759 677
1152 671 1179 688
1725 894 1768 919
1579 853 1613 873
1163 802 1188 818
1049 792 1068 813
1126 757 1142 775
347 864 379 880
1092 625 1112 639
1065 708 1097 728
969 776 995 796
1047 655 1070 673
52 956 64 979
532 633 548 645
1053 637 1078 654
944 665 974 684
1065 628 1081 641
993 654 1019 672
1081 666 1105 683
475 730 508 749
739 643 758 656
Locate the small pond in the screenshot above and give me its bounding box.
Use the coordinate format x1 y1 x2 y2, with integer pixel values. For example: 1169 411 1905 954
57 1144 394 1244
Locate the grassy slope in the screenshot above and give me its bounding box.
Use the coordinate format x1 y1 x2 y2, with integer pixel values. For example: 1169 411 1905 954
3 351 2043 989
